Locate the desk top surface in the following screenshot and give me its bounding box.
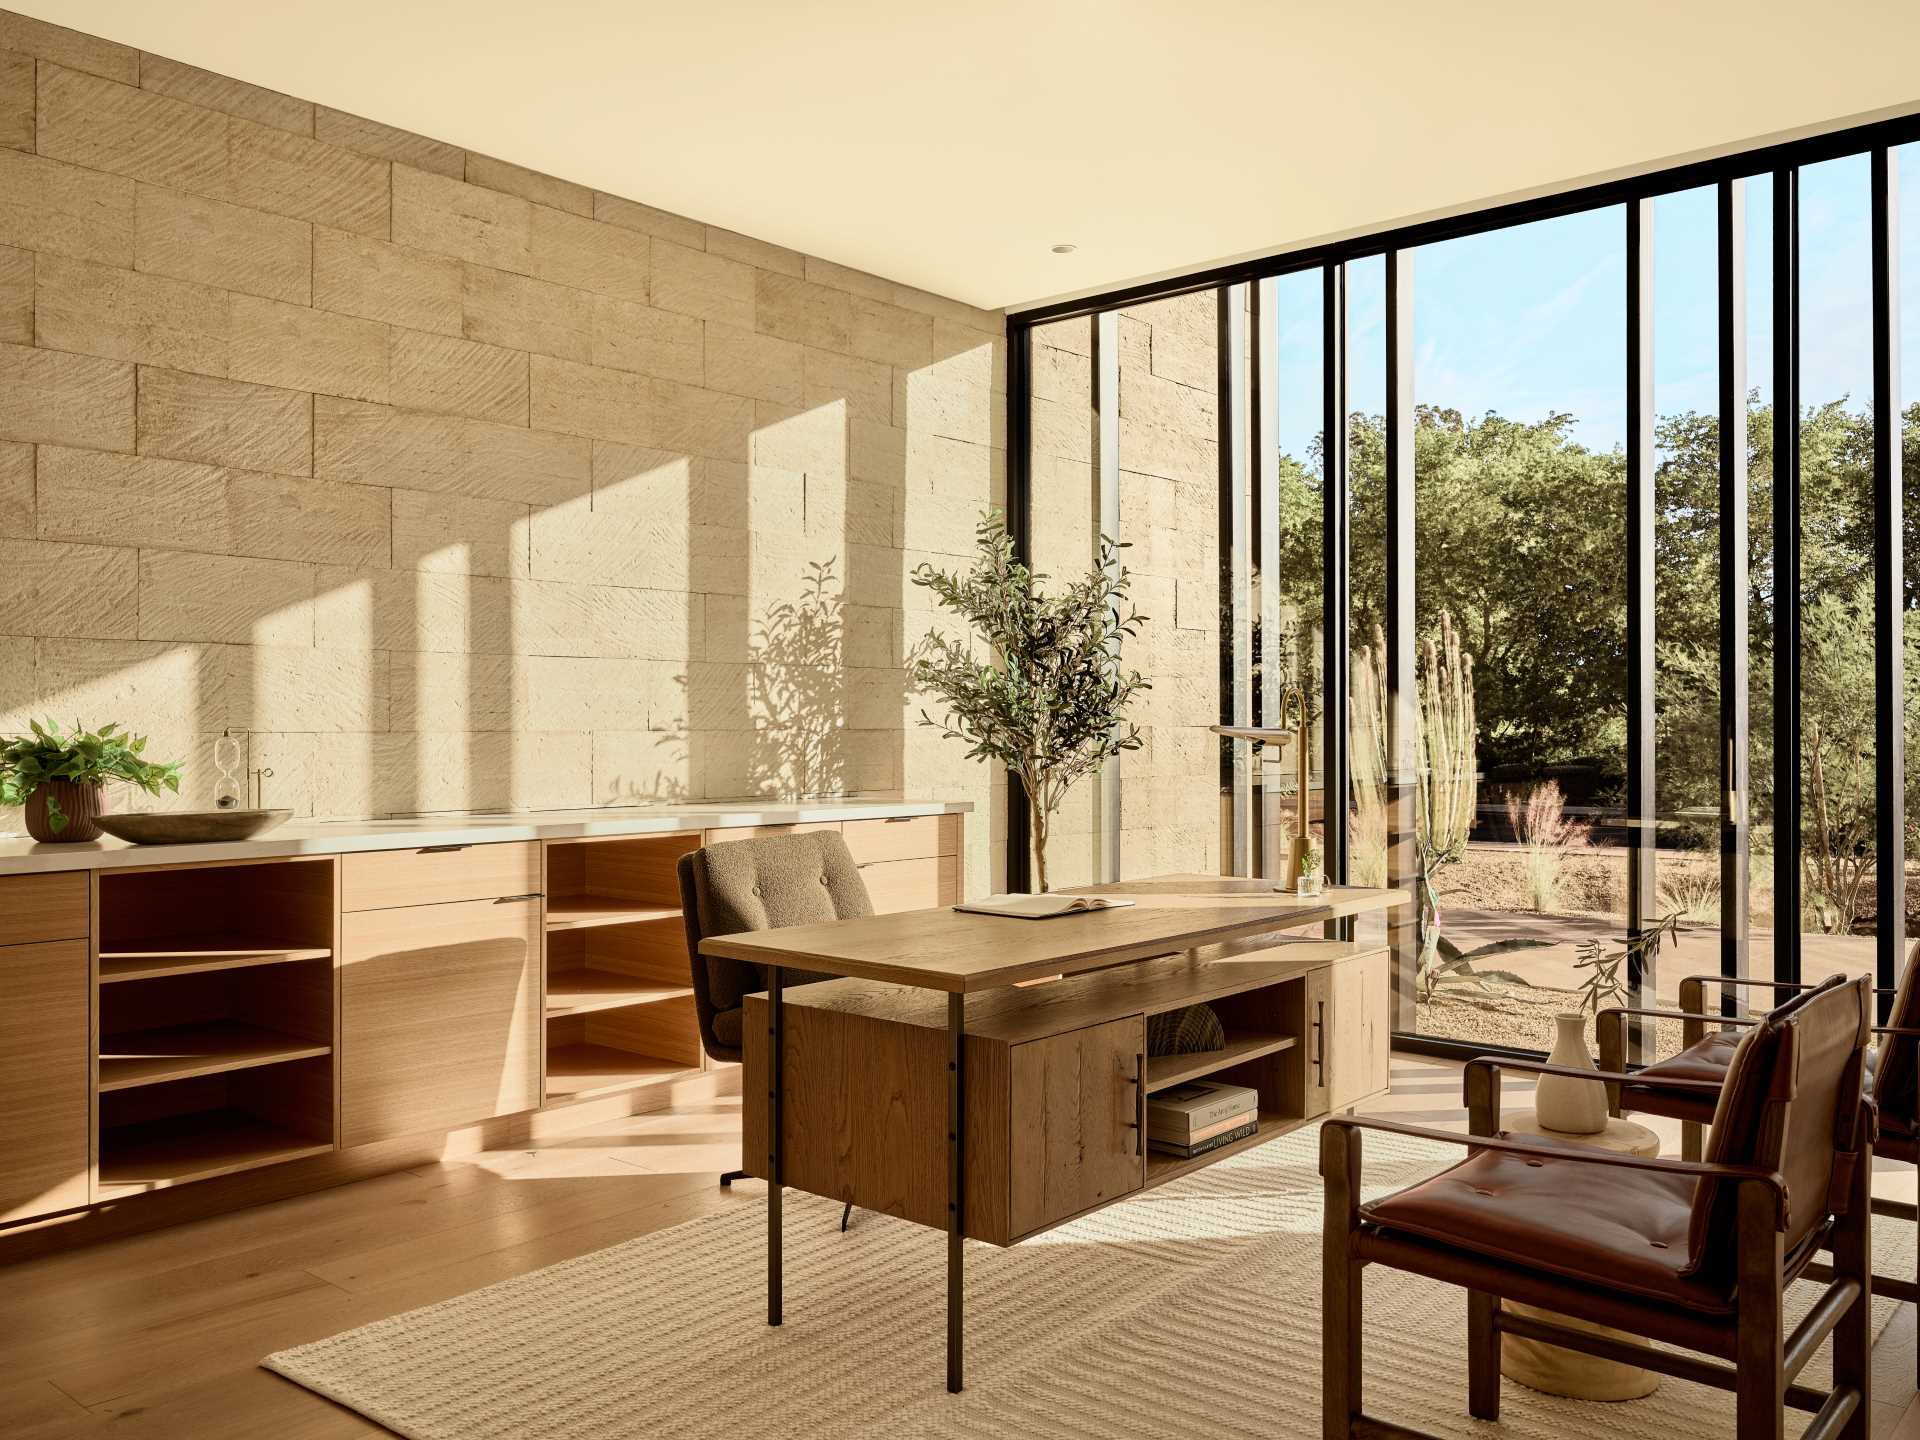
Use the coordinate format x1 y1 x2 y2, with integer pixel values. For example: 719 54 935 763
700 875 1407 993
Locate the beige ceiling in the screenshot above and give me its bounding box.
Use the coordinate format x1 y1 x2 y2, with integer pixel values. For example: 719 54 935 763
20 1 1920 312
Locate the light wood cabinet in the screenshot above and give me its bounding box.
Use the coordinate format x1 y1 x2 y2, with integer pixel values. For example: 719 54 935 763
340 897 541 1146
342 842 539 912
0 871 88 947
1325 946 1391 1112
0 938 89 1223
1008 1017 1144 1236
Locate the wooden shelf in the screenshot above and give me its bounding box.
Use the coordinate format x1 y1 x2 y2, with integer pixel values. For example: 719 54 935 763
1144 1109 1299 1189
545 971 695 1019
544 1043 693 1101
1145 1031 1298 1093
98 945 331 984
544 899 679 933
97 1109 332 1193
98 1022 332 1091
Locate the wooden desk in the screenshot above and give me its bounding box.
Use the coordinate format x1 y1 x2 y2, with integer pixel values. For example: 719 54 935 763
702 875 1407 1392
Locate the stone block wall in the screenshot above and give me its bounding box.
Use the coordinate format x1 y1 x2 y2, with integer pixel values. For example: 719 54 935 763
0 8 1006 894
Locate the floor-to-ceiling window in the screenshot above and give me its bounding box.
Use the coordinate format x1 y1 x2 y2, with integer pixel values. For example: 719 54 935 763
1401 208 1629 1050
1009 117 1915 1052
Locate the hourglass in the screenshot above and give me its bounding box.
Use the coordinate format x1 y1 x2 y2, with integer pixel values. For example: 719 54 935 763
213 729 243 810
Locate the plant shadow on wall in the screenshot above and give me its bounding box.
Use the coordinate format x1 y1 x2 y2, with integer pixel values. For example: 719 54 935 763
908 513 1148 893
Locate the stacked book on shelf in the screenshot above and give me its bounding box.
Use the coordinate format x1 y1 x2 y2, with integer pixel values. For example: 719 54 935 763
1146 1080 1259 1158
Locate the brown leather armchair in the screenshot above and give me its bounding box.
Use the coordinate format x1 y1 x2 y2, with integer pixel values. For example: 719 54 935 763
1321 972 1874 1440
1598 945 1920 1382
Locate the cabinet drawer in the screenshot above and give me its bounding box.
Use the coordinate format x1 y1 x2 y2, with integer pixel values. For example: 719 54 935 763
859 854 961 914
1009 1016 1144 1237
0 939 89 1222
0 872 89 946
342 842 539 911
702 822 841 845
841 814 956 865
340 897 542 1146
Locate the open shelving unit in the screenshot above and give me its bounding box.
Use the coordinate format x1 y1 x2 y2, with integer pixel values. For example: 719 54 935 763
542 832 706 1103
93 858 338 1199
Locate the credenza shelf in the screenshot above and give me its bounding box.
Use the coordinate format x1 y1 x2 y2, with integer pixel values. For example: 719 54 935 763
1145 1109 1299 1188
1145 1031 1298 1093
544 1044 695 1101
543 900 680 932
545 970 695 1019
98 1022 333 1091
98 945 332 984
97 1109 334 1195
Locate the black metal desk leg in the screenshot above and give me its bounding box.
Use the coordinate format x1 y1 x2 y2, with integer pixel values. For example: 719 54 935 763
768 965 783 1327
947 991 965 1393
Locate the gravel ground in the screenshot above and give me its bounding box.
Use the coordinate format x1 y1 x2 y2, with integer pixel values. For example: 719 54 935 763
1417 982 1691 1059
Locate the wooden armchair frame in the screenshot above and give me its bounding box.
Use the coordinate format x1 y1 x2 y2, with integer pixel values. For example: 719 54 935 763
1321 1091 1874 1440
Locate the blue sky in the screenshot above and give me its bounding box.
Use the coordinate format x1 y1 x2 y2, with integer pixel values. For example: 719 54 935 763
1270 143 1920 457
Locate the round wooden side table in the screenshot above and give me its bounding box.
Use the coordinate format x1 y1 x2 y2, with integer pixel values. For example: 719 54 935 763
1498 1110 1662 1402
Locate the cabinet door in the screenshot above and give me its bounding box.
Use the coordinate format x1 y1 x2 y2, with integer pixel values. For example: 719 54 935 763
341 898 541 1147
1326 947 1391 1112
0 940 89 1222
1008 1015 1144 1237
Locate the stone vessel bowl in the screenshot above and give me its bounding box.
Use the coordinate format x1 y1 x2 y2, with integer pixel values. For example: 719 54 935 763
95 809 293 844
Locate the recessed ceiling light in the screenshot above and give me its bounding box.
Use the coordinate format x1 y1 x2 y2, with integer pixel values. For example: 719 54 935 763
1050 243 1077 254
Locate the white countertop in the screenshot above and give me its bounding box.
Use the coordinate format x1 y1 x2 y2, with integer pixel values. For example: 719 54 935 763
0 799 972 875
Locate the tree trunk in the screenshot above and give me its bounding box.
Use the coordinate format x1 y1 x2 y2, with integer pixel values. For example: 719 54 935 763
1030 792 1050 894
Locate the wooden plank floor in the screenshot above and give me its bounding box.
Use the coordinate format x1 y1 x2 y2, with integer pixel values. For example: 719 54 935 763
1 1058 1916 1437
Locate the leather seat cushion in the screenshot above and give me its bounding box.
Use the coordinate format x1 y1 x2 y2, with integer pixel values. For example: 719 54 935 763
1361 1147 1731 1313
1620 1028 1741 1125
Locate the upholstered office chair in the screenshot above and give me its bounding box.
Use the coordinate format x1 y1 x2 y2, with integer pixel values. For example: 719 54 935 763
1597 942 1920 1380
678 831 872 1223
1322 973 1874 1440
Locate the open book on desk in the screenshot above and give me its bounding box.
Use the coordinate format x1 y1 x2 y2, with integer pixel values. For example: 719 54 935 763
953 893 1136 920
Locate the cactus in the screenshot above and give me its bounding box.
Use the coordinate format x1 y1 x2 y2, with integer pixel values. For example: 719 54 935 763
1351 613 1481 990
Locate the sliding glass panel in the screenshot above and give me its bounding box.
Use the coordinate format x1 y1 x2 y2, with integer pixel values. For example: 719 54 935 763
1112 293 1222 880
1258 271 1327 877
1651 184 1726 1017
1797 153 1879 987
1404 207 1628 1050
1026 317 1099 888
1906 145 1920 960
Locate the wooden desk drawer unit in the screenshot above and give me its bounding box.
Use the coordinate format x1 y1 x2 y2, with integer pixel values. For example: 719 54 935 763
342 842 540 911
0 871 89 946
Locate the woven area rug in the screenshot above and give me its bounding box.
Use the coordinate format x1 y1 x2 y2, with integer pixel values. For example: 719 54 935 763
266 1124 1913 1438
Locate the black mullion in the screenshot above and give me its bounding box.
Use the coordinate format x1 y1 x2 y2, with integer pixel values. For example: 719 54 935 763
1717 179 1752 993
1872 146 1905 1014
1322 262 1350 894
1773 165 1802 996
1625 198 1656 1061
1005 322 1033 893
1385 250 1417 1034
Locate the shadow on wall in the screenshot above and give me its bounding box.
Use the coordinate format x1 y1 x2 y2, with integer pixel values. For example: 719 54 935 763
5 327 1002 839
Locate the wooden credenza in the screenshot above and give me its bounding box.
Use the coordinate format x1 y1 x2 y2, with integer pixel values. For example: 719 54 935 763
0 806 964 1240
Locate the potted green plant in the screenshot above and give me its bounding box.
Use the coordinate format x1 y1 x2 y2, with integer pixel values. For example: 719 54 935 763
1296 836 1324 896
0 719 182 843
910 513 1149 892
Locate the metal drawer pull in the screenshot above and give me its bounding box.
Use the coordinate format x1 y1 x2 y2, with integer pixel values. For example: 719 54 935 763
1125 1054 1144 1156
1313 999 1326 1087
418 844 471 854
495 893 542 903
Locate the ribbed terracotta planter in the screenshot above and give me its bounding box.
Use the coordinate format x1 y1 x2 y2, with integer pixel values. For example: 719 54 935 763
25 780 109 843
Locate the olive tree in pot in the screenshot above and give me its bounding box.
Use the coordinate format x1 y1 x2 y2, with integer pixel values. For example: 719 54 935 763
0 719 181 843
909 514 1149 893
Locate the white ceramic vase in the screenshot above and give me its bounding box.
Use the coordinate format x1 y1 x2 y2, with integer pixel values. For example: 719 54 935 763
1534 1012 1607 1134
